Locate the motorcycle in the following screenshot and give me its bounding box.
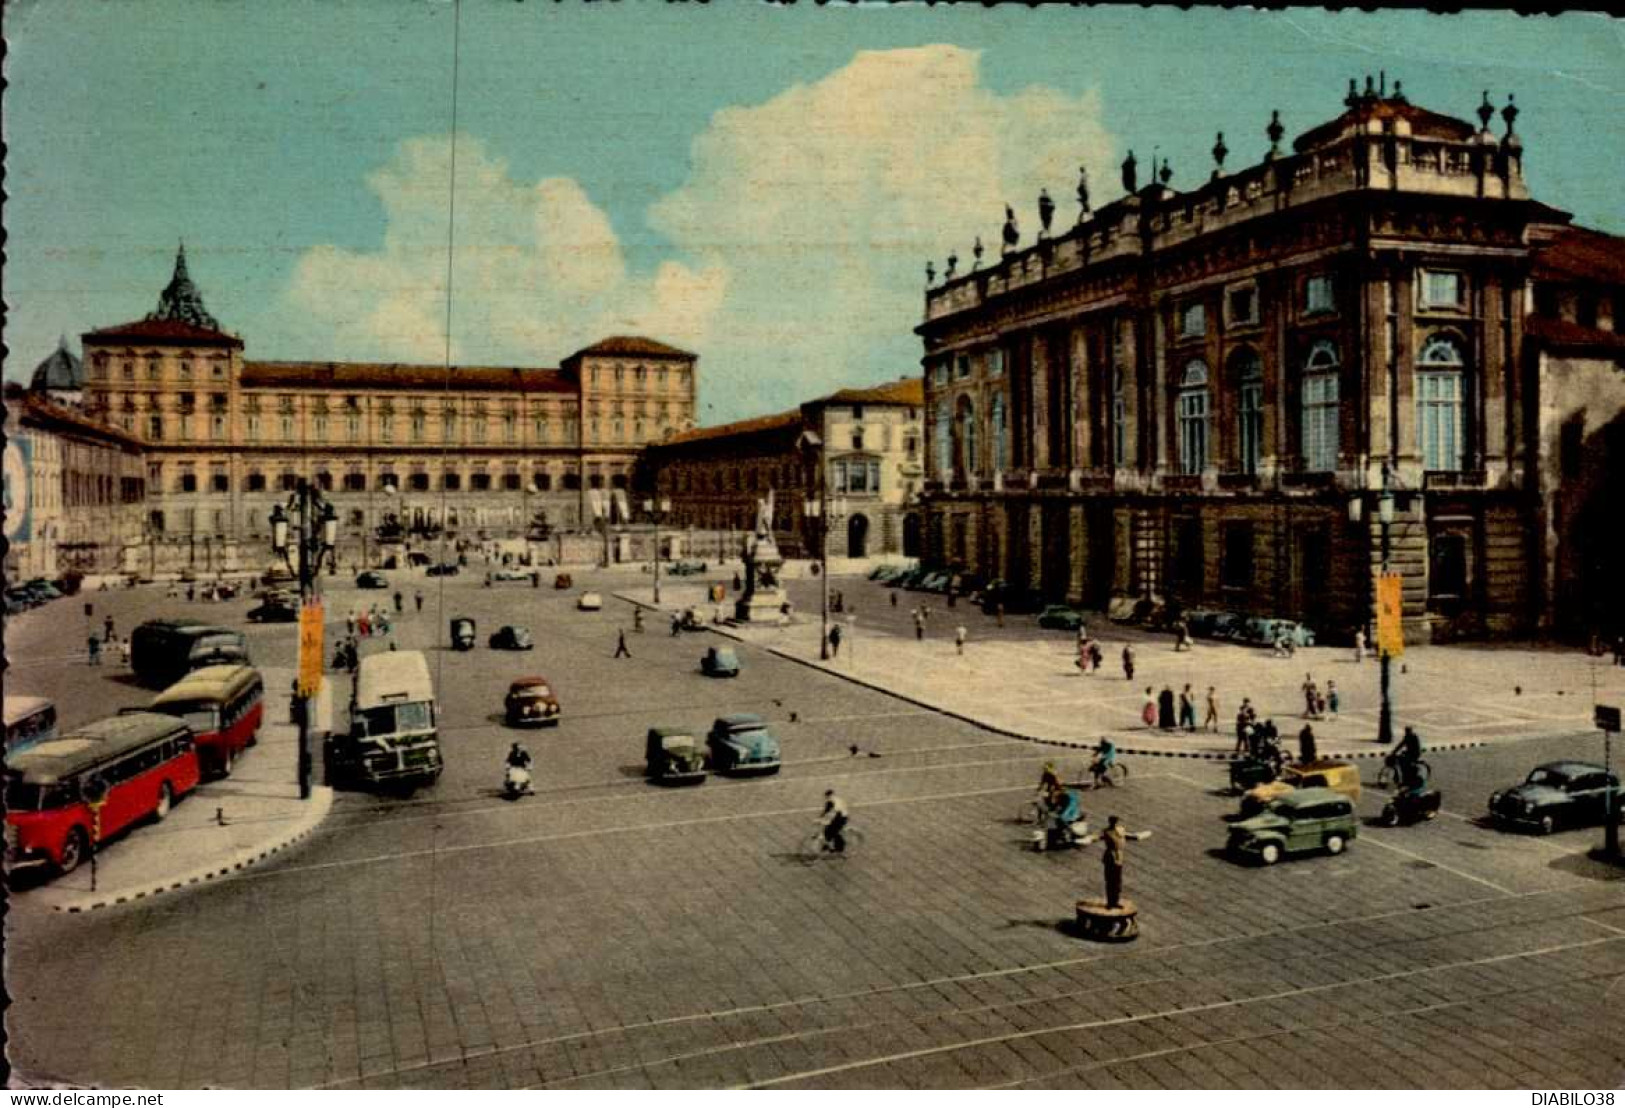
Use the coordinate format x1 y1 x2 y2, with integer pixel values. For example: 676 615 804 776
1379 785 1442 826
1229 746 1286 793
1031 793 1090 851
503 763 533 800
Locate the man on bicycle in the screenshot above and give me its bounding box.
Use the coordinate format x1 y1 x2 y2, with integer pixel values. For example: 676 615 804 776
820 789 849 853
1089 739 1118 787
1038 761 1063 796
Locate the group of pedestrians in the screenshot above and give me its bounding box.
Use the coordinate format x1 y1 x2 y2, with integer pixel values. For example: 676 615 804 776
86 613 131 668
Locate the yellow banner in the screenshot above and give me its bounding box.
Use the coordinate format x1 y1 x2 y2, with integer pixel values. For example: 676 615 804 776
1376 573 1404 658
298 599 325 696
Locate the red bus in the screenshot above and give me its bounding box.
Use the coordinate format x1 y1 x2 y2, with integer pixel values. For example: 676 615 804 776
4 713 201 876
148 665 263 778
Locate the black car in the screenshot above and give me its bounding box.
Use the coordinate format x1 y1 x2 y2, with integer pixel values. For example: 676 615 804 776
489 625 535 650
1489 761 1625 834
356 571 389 589
979 580 1046 615
426 563 460 577
247 598 300 623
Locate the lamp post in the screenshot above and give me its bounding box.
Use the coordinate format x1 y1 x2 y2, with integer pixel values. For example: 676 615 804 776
644 496 671 604
1377 461 1395 747
802 491 847 661
269 479 338 800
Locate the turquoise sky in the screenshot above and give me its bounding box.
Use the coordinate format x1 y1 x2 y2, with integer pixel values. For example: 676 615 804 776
6 3 1621 422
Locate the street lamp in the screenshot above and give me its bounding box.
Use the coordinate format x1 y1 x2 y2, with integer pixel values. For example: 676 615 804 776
1377 461 1396 747
268 479 339 800
802 491 847 661
644 496 671 604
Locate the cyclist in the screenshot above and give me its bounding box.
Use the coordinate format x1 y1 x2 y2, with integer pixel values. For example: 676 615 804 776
819 789 850 854
1038 761 1063 795
1089 739 1119 787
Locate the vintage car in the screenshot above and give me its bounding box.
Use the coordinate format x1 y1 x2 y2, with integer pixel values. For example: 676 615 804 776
645 727 707 785
246 596 300 623
449 617 477 651
489 567 534 583
701 646 741 677
425 563 460 577
1037 604 1086 631
577 591 603 612
489 625 534 650
1240 760 1362 816
553 573 574 589
667 560 708 577
1226 788 1358 865
979 580 1046 615
505 676 560 727
1489 761 1625 834
705 714 781 775
355 571 389 589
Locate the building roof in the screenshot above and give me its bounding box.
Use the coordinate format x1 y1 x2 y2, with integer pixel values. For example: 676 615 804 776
655 408 804 449
30 339 82 391
1292 92 1477 154
82 316 245 348
809 377 924 408
240 361 577 393
567 336 695 361
148 244 221 330
16 394 143 449
1527 316 1625 360
1532 225 1625 287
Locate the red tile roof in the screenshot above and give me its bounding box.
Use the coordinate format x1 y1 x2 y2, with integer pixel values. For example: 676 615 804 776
1532 226 1625 287
18 395 144 448
568 336 695 361
82 317 244 348
1527 316 1625 359
811 377 923 408
655 409 804 449
241 361 576 393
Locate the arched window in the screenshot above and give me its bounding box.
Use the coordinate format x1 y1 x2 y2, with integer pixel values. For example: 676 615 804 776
991 393 1007 473
1302 340 1340 472
934 400 952 479
954 395 977 478
1177 359 1209 476
1417 334 1465 471
1230 348 1264 476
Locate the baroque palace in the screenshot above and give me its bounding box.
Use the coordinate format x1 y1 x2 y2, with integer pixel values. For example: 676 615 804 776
25 246 698 572
918 78 1625 642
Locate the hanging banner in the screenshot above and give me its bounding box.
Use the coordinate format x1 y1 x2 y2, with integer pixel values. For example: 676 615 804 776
1376 573 1404 658
298 599 325 696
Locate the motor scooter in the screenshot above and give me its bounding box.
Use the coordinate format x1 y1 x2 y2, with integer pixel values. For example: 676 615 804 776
1031 794 1090 851
503 763 533 800
1379 783 1442 826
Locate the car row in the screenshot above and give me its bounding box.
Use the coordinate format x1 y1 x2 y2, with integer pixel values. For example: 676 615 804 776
644 715 782 784
6 579 65 614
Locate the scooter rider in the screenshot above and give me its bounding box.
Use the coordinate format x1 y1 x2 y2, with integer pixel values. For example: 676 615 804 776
1392 725 1424 787
506 742 532 771
504 742 534 797
819 789 850 853
1042 786 1086 850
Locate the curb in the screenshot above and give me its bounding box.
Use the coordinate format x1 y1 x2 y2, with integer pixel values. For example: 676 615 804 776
52 786 335 914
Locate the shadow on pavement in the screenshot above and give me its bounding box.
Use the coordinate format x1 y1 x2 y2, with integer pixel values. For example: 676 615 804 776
1550 849 1625 882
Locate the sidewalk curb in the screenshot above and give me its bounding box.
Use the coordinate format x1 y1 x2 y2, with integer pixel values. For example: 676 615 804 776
611 591 1569 763
52 786 335 914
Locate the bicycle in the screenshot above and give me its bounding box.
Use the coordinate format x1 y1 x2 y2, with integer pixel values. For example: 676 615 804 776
1086 761 1130 788
802 823 864 859
1376 757 1431 789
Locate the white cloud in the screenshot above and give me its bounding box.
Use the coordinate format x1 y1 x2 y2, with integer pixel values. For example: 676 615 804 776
282 46 1112 418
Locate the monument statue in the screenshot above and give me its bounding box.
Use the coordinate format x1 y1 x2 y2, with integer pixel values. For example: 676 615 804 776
735 488 788 623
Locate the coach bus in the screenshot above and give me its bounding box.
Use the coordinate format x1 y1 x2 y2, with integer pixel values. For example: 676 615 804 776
4 697 58 756
334 650 442 790
4 712 201 877
130 620 250 689
148 665 264 778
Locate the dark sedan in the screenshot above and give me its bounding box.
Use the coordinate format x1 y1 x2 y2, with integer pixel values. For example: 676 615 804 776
1489 761 1624 834
489 625 535 650
247 598 300 623
356 571 389 589
426 563 460 577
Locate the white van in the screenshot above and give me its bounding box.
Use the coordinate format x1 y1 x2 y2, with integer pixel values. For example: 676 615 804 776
338 651 443 788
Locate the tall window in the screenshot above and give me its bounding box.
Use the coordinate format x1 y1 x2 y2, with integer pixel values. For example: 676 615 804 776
988 349 1005 377
955 396 977 478
1416 335 1466 471
1177 359 1209 476
991 393 1007 473
1178 303 1206 339
1305 274 1335 315
1302 340 1341 472
1111 369 1126 468
934 401 952 479
1232 348 1263 476
1421 270 1465 311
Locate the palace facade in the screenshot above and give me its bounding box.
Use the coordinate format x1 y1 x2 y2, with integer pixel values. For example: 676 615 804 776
918 79 1625 641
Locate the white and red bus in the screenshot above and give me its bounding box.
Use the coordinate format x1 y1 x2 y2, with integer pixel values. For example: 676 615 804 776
148 665 263 778
4 696 58 756
4 712 201 876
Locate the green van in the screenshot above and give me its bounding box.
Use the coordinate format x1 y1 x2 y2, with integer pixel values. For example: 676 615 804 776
1226 787 1358 865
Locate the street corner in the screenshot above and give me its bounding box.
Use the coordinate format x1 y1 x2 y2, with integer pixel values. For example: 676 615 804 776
29 784 334 915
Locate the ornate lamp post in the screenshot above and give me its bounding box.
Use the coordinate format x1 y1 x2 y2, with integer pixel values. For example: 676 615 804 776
644 496 671 604
802 491 847 661
1376 462 1396 747
269 479 338 800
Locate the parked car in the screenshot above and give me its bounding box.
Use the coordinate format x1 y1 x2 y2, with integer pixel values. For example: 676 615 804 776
490 568 534 583
705 714 781 775
1488 761 1625 834
406 551 433 567
577 591 603 612
918 572 950 593
1241 760 1362 817
504 676 560 727
356 571 389 589
553 573 574 589
426 563 460 577
1226 787 1358 865
1209 613 1248 641
874 565 913 585
246 596 300 624
979 580 1046 615
489 625 534 650
701 646 741 677
25 580 63 602
646 727 707 785
668 560 708 576
1037 604 1086 631
1183 609 1225 638
450 617 476 650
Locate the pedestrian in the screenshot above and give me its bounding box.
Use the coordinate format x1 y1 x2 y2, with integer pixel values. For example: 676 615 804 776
1234 698 1255 754
996 601 1006 629
1122 644 1135 682
614 629 632 659
186 584 195 602
1615 634 1625 667
393 591 403 614
670 613 682 637
955 625 967 656
1354 627 1366 664
732 572 742 592
1302 673 1319 719
359 610 371 637
1157 685 1176 730
1141 687 1156 728
1090 641 1104 674
890 590 899 608
87 634 101 666
414 590 424 612
1204 686 1219 732
829 624 842 658
119 635 132 668
1179 684 1196 731
1298 723 1318 764
1076 624 1089 657
1326 679 1339 716
914 609 925 641
347 611 357 637
103 615 115 642
947 585 956 609
1077 636 1091 674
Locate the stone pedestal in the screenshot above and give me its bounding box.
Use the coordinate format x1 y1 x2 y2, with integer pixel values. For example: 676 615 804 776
1074 898 1139 942
734 531 788 623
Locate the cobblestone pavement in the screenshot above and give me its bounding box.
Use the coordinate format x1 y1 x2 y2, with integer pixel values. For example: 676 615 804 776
6 568 1623 1088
